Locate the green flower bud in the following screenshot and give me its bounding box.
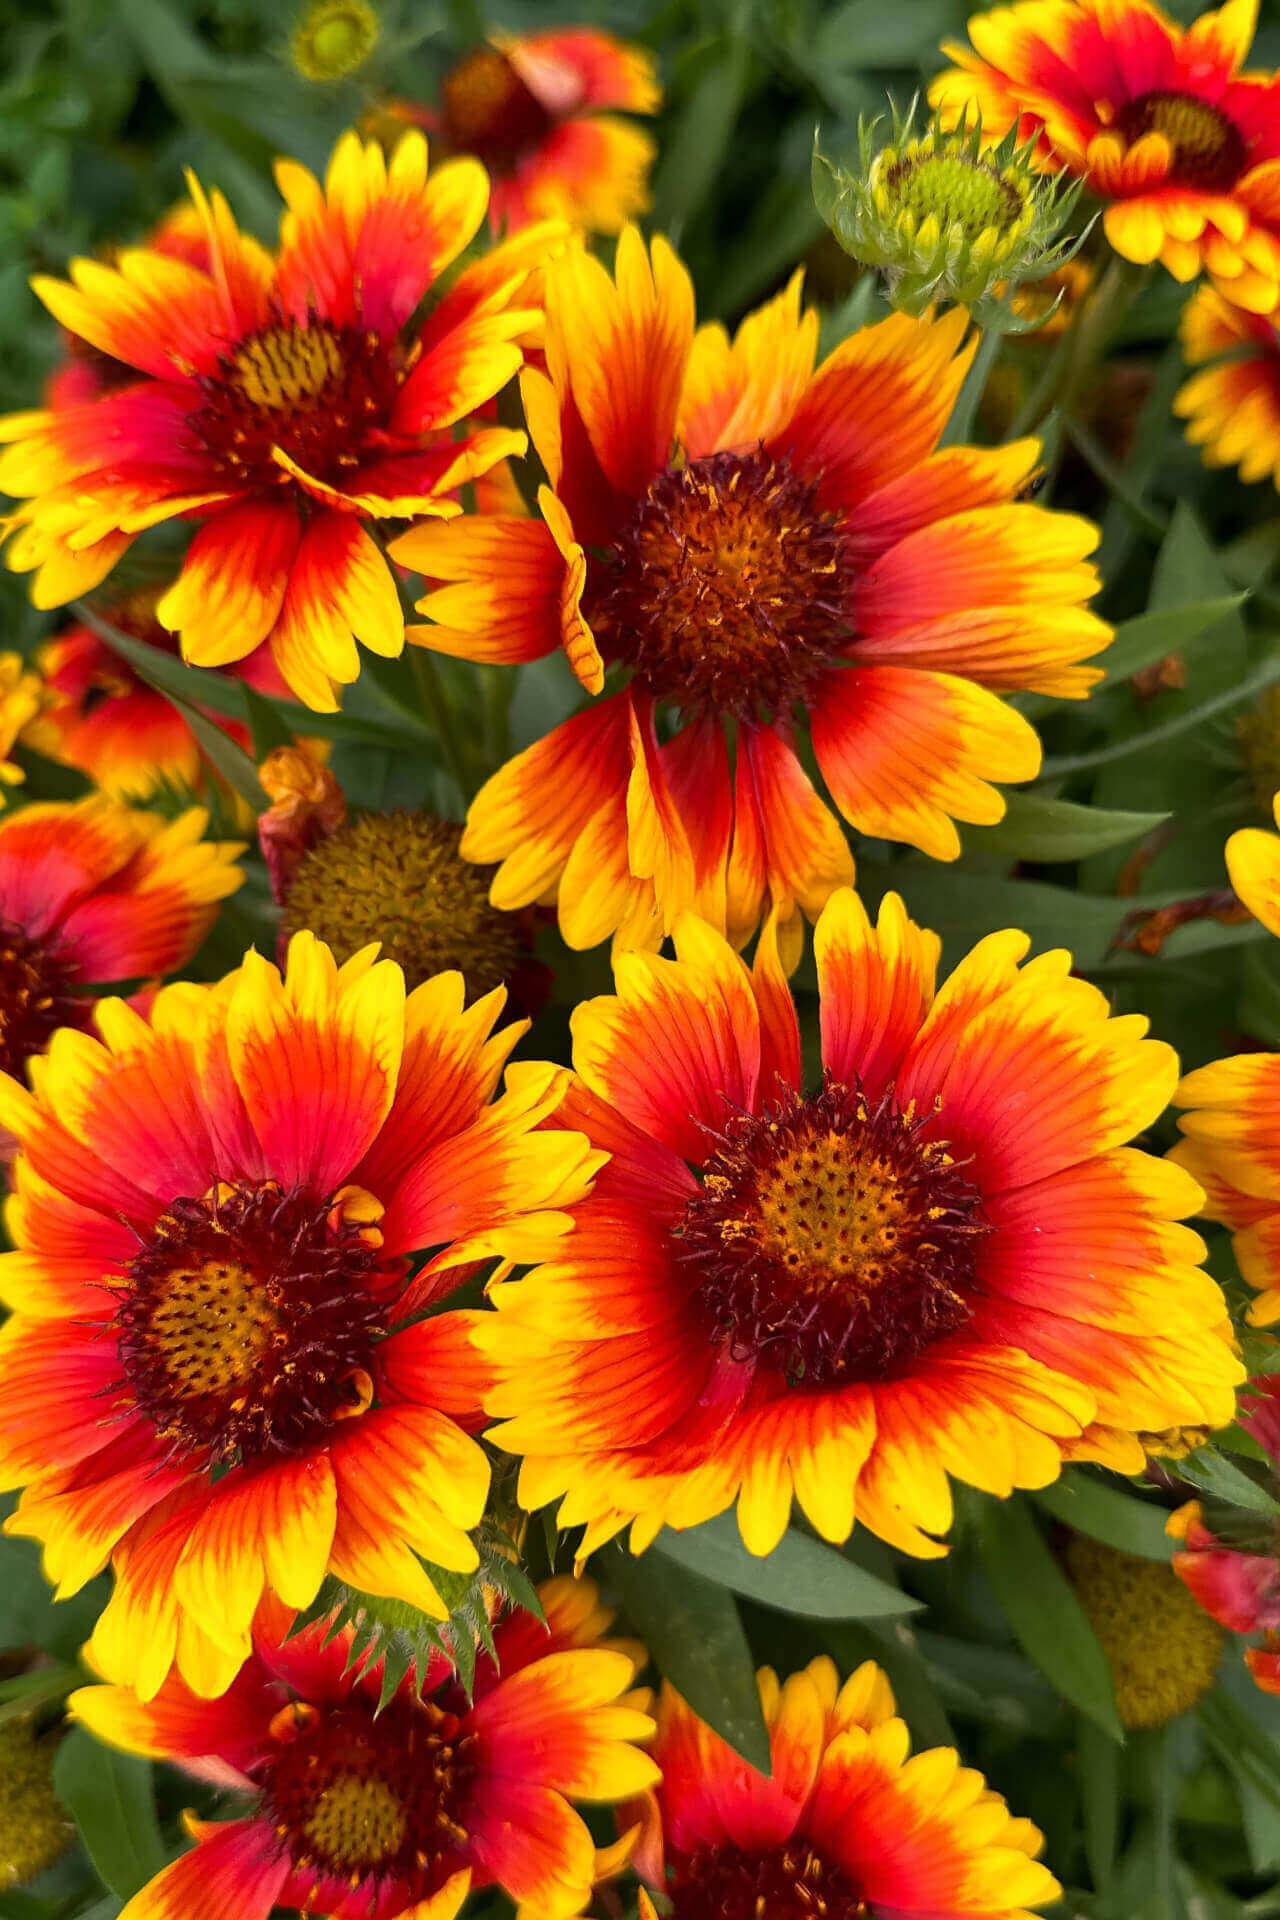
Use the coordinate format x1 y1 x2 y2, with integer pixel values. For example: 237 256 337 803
290 0 380 83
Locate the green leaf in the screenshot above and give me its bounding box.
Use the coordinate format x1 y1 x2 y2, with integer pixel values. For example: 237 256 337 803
604 1545 770 1772
963 792 1169 862
1032 1471 1175 1561
53 1730 164 1902
652 27 752 234
1175 1448 1280 1518
1097 597 1248 691
650 1512 920 1620
0 1498 109 1661
854 857 1145 968
1079 1712 1121 1892
167 695 267 811
976 1496 1123 1741
813 0 959 67
240 682 295 759
1040 645 1280 779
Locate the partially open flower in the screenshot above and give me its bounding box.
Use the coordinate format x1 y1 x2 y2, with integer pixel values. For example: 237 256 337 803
814 105 1086 327
1066 1534 1224 1727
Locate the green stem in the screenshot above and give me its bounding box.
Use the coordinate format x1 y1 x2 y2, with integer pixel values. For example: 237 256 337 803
409 646 474 802
939 323 1003 447
1008 253 1149 439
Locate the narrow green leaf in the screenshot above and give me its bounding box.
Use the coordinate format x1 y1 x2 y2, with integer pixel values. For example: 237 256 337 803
652 29 751 233
651 1512 920 1620
977 1496 1123 1741
53 1729 164 1902
963 792 1169 862
605 1545 771 1772
1079 1712 1121 1892
1176 1448 1280 1518
1097 596 1247 691
240 682 295 758
1033 1471 1175 1561
168 695 267 810
1040 646 1280 778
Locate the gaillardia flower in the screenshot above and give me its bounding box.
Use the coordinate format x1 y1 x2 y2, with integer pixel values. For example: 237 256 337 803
479 891 1239 1559
1171 792 1280 1322
813 104 1086 326
0 931 601 1699
36 590 287 802
1065 1534 1224 1726
1176 284 1280 489
0 130 555 710
73 1577 657 1920
397 237 1109 954
0 797 241 1083
627 1656 1059 1919
930 0 1280 311
399 28 659 237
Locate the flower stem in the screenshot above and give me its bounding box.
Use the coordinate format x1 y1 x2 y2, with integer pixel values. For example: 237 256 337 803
409 646 475 805
1008 253 1149 440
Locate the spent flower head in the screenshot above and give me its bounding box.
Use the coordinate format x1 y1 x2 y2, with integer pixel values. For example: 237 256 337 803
814 100 1089 330
289 0 379 81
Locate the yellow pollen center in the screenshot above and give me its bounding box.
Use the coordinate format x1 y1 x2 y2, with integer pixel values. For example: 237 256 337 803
232 325 345 410
749 1133 911 1287
146 1258 281 1400
303 1773 407 1870
1116 90 1246 190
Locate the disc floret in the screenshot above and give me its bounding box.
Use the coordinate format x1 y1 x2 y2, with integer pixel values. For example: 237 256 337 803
814 102 1088 328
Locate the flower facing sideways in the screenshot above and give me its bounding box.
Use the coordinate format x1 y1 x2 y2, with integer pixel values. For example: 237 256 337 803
397 235 1109 957
930 0 1280 311
72 1577 656 1920
0 932 601 1700
479 890 1239 1561
0 131 558 709
627 1656 1059 1919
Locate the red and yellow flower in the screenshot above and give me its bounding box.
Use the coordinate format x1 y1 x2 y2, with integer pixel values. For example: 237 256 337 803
1176 283 1280 487
0 930 602 1699
396 238 1109 955
0 797 241 1086
627 1656 1059 1919
479 889 1239 1560
393 28 659 238
72 1576 656 1920
1171 792 1280 1322
930 0 1280 310
0 131 557 710
35 590 287 802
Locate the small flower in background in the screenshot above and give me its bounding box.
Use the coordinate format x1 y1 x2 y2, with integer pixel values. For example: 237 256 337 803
478 889 1239 1561
1177 285 1280 489
1003 256 1094 338
930 0 1280 310
289 0 379 83
34 590 287 802
1065 1534 1224 1727
398 236 1111 956
72 1577 656 1920
1171 790 1280 1323
813 105 1086 328
0 131 556 710
0 653 46 804
626 1656 1059 1918
388 28 659 237
258 745 551 1013
0 797 241 1085
0 1719 73 1890
0 931 601 1700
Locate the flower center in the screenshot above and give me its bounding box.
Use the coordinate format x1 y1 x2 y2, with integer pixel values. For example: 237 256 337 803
669 1842 868 1920
0 922 87 1080
677 1078 985 1386
584 450 856 716
192 321 407 492
261 1694 476 1896
1066 1534 1225 1728
114 1183 399 1463
440 48 554 172
1115 90 1247 191
878 147 1028 242
281 813 525 997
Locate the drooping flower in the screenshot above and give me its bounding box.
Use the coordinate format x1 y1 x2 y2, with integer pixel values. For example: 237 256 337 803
258 745 550 1012
1176 284 1280 488
0 930 602 1701
479 890 1239 1560
72 1576 656 1920
35 590 287 802
0 131 557 710
929 0 1280 311
1065 1534 1224 1726
626 1655 1059 1920
0 653 46 804
290 0 380 83
391 28 659 238
396 237 1109 956
0 797 241 1085
1171 791 1280 1322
